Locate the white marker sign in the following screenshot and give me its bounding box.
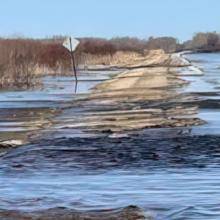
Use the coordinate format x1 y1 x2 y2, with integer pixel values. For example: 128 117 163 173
63 37 80 52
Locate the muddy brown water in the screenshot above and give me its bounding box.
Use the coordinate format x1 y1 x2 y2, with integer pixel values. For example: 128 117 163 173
1 54 220 220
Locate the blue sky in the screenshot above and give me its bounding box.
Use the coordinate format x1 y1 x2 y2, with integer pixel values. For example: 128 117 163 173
0 0 220 41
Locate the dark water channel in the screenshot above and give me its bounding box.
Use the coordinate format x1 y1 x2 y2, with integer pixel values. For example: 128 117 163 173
1 55 220 220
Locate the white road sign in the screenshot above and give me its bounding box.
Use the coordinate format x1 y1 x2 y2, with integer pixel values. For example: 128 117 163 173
63 37 80 52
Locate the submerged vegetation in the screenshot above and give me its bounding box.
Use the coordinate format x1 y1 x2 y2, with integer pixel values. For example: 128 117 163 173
0 39 71 89
0 31 220 89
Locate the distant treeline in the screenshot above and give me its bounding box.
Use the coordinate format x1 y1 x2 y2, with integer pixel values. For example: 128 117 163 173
0 32 220 88
79 32 220 54
184 32 220 52
79 32 220 55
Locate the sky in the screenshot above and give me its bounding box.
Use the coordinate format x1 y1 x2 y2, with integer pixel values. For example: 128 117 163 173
0 0 220 41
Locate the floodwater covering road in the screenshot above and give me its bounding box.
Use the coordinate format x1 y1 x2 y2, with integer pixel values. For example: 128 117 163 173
0 70 115 143
1 53 220 220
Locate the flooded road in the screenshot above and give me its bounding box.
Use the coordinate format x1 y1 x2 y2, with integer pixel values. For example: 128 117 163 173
1 53 220 220
181 53 220 135
0 70 115 143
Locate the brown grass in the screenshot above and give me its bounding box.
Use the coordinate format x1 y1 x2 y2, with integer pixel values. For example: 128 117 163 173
0 39 72 88
0 36 181 89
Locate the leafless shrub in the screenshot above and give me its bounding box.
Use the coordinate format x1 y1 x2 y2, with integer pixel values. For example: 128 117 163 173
77 38 117 55
146 37 178 53
110 37 148 53
0 38 72 88
38 43 70 72
0 39 40 88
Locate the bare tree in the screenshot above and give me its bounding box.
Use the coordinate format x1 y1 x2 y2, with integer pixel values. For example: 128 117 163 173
146 37 178 53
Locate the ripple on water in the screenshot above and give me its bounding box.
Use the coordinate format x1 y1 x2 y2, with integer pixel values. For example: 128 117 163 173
1 134 220 219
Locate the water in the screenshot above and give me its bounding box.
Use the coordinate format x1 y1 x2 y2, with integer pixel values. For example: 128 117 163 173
1 54 220 219
0 70 115 140
181 53 220 135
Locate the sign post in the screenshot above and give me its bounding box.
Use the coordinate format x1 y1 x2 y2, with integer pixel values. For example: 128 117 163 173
63 37 80 92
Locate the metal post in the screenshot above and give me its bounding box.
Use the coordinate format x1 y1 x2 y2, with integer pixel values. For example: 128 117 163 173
69 37 78 93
